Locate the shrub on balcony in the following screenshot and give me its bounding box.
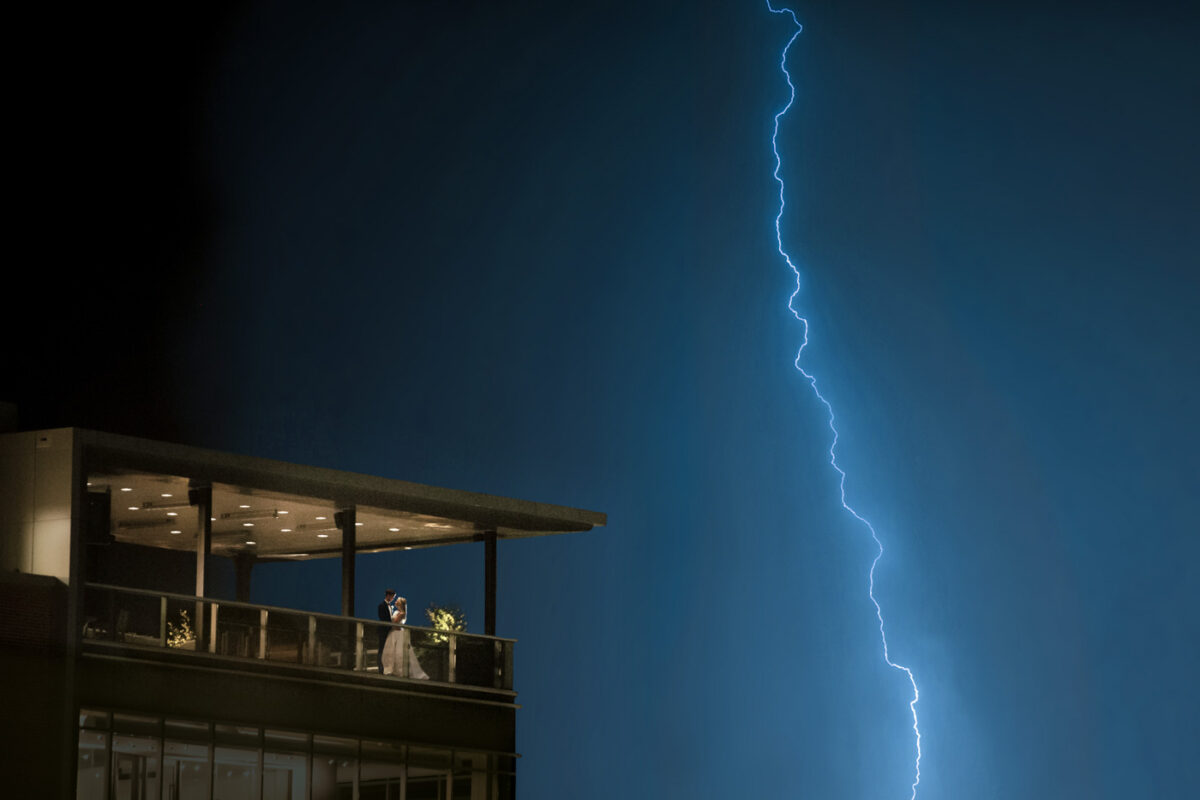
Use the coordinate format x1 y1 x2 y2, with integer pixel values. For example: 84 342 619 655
425 604 467 644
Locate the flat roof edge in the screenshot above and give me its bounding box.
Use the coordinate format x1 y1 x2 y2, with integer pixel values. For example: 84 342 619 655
58 428 605 535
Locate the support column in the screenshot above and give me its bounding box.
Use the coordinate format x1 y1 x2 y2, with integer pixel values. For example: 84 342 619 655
189 483 212 596
189 482 212 651
484 530 497 637
336 507 357 618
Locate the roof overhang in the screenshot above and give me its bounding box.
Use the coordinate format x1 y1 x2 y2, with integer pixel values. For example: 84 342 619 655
74 429 605 561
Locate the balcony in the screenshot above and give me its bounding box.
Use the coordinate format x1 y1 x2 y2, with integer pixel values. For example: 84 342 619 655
80 583 514 694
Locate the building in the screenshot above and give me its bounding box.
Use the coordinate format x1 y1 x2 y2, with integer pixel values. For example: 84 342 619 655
0 427 605 799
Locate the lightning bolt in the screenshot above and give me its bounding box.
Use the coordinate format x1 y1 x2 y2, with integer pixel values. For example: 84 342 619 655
765 4 922 797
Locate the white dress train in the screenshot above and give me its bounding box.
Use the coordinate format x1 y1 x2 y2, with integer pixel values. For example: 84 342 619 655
380 612 428 679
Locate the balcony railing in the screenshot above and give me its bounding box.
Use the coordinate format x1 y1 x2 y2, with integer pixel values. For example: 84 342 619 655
80 583 514 692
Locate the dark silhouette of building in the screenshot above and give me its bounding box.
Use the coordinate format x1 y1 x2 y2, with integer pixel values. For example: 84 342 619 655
0 427 604 799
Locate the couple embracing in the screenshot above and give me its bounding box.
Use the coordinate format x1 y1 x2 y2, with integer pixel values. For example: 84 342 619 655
376 589 428 679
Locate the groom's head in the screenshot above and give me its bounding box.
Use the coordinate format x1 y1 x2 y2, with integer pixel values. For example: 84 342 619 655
384 590 396 601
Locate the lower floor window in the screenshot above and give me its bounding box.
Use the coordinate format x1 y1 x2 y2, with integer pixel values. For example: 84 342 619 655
77 709 514 800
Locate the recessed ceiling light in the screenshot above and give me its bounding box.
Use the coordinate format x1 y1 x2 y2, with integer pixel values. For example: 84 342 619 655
277 510 288 515
161 493 173 498
315 516 327 521
317 533 329 539
388 527 400 532
128 506 139 511
120 488 132 492
404 546 412 550
280 528 292 533
166 512 178 517
245 540 256 546
239 504 250 509
423 522 453 529
355 522 363 527
243 522 254 527
170 530 182 535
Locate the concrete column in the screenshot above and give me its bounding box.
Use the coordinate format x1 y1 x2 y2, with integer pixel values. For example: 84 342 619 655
336 507 356 617
188 482 212 651
188 483 212 597
484 530 497 636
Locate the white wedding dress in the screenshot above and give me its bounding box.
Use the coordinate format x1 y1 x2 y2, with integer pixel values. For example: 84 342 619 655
380 610 429 679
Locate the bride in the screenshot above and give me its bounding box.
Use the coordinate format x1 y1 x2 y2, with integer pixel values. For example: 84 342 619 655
380 597 428 679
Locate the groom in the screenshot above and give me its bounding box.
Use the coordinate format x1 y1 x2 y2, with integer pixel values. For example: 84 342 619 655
376 589 397 671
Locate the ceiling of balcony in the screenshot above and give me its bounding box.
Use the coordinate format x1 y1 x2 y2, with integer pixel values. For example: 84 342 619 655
88 470 481 560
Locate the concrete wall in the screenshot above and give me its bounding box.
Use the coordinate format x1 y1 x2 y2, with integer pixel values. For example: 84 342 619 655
0 571 72 798
0 428 75 581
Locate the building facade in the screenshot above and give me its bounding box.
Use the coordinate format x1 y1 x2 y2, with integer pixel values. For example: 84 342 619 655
0 428 604 799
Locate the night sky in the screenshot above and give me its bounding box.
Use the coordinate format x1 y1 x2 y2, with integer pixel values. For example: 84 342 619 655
8 1 1198 798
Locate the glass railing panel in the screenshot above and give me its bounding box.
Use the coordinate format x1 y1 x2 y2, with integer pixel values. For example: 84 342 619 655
311 616 359 670
454 636 495 688
82 584 162 646
362 619 389 674
263 610 306 664
213 603 261 659
82 584 514 691
409 627 451 682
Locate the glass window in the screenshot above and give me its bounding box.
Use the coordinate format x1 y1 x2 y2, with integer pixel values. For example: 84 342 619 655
80 709 110 730
216 723 262 747
76 710 506 800
360 740 406 800
165 718 210 741
264 729 309 753
112 734 161 800
76 729 108 800
454 751 496 800
113 713 161 737
311 752 356 800
312 734 357 756
164 740 211 800
405 747 450 800
263 752 308 800
359 740 404 763
214 746 261 800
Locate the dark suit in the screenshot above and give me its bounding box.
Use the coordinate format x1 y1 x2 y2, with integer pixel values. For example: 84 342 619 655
377 600 395 671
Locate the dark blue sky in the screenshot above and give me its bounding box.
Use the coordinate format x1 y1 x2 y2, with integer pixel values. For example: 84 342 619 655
10 1 1198 797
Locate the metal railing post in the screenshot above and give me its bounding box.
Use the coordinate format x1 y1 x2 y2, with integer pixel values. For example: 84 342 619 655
493 640 503 689
159 596 168 648
400 628 410 679
307 615 317 665
354 622 365 670
194 600 205 649
209 603 219 654
447 633 456 684
259 609 268 659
